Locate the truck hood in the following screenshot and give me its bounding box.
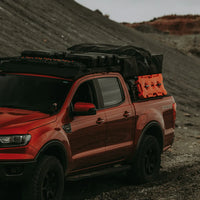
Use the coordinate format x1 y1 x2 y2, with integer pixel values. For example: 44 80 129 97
0 107 56 134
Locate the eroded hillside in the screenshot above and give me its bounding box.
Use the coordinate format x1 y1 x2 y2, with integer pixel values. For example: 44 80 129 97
0 2 200 199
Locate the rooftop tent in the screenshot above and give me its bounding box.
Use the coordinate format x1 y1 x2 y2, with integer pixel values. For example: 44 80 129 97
68 43 152 60
68 43 163 78
0 44 163 79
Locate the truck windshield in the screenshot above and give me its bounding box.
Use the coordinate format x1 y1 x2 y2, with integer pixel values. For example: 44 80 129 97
0 74 72 114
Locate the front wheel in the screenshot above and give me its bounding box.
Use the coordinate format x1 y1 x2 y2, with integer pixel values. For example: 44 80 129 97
129 135 161 184
22 156 64 200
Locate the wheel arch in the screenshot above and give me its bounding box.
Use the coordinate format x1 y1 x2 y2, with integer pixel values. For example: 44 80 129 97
136 121 164 153
35 140 68 171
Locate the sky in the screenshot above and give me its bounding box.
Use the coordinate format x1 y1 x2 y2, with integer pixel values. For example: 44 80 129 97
75 0 200 23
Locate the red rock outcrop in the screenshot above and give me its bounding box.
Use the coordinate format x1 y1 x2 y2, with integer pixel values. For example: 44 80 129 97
123 15 200 35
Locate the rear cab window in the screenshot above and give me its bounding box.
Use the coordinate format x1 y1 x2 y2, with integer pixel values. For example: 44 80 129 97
97 77 125 108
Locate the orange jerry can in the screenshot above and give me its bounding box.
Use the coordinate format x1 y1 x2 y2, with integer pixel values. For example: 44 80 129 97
136 74 167 99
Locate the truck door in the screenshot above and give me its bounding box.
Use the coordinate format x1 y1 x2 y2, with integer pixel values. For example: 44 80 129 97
96 76 135 162
68 80 107 170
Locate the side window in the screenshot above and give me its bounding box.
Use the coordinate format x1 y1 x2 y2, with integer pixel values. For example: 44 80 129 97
97 77 124 108
72 80 98 108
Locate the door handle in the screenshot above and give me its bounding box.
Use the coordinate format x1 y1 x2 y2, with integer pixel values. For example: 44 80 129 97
96 118 105 124
123 111 130 118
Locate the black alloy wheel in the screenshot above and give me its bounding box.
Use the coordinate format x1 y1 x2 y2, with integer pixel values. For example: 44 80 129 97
144 143 158 176
22 156 64 200
42 169 60 200
128 135 161 183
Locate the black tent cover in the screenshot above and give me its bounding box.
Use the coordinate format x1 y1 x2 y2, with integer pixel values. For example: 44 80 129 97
0 44 163 80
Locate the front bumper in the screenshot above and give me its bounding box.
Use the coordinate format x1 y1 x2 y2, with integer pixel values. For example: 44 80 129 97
0 160 36 182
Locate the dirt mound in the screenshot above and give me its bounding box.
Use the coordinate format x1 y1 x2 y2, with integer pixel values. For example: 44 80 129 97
124 15 200 35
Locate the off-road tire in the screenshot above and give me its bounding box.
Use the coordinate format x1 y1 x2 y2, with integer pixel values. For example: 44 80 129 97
22 156 64 200
129 135 161 184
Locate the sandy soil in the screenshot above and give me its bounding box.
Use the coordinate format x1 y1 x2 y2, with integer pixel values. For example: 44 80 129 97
0 0 200 199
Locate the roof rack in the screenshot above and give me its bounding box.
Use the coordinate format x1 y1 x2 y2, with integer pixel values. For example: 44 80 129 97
21 50 67 59
0 44 163 80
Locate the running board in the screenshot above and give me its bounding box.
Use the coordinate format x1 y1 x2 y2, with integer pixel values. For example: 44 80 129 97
66 164 131 181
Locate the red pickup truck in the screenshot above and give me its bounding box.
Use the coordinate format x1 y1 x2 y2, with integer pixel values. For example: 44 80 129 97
0 45 176 200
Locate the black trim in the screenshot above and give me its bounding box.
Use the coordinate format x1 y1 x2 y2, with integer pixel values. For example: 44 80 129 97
93 79 104 109
117 77 125 102
35 140 67 170
0 141 68 182
136 121 164 152
0 160 36 182
35 140 66 159
90 80 99 109
63 124 72 133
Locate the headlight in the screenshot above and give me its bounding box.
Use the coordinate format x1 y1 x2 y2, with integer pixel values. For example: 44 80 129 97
0 134 31 148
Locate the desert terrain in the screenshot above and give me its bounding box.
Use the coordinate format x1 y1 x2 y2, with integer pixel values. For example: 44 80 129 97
0 0 199 199
123 15 200 59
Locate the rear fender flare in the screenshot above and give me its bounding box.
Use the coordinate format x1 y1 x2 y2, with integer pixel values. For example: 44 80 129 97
136 121 164 155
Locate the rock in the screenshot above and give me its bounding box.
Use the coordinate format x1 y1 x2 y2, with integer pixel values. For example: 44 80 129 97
184 122 194 127
184 113 191 117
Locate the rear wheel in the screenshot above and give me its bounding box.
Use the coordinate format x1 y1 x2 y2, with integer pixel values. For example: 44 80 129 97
22 156 64 200
129 135 161 183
